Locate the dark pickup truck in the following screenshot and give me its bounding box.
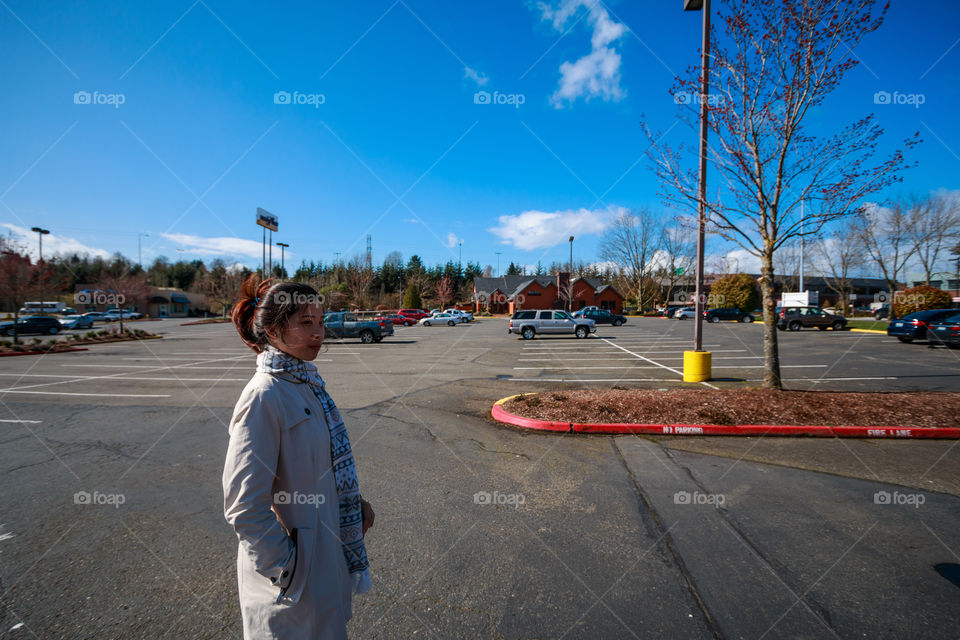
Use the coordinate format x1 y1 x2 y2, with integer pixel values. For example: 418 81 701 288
323 312 394 343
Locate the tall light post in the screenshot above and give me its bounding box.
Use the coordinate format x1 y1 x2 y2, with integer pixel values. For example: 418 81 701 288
569 235 575 311
683 0 713 382
495 252 502 277
276 242 289 276
31 227 50 314
458 241 463 272
138 232 149 268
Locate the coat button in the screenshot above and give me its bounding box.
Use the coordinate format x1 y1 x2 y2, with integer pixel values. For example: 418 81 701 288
304 408 311 415
282 570 289 577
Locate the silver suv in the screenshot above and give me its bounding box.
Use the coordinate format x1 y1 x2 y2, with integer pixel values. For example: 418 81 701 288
509 309 596 340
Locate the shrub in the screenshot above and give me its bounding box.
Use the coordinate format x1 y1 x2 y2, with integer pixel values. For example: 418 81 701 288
892 285 952 317
708 273 760 311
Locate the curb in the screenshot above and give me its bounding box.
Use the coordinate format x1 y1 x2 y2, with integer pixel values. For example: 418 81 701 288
849 328 887 334
491 394 960 439
0 347 89 358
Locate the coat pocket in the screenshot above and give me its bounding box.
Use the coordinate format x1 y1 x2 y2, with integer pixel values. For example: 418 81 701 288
277 527 313 605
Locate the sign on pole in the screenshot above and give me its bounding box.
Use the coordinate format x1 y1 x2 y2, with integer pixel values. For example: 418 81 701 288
256 207 278 231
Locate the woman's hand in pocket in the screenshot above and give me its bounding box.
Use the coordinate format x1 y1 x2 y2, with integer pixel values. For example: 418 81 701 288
360 499 374 536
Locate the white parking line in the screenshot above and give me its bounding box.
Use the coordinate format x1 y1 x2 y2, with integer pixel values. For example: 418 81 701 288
0 419 42 423
599 338 720 390
0 390 171 397
0 373 246 382
514 364 827 370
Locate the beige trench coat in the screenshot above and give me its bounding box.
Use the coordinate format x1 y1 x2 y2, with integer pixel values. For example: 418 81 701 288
223 370 353 639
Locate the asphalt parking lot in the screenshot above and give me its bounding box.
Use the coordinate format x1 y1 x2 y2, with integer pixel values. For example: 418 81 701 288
0 317 958 639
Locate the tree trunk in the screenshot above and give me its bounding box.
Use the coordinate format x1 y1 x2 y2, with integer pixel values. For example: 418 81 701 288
759 251 782 390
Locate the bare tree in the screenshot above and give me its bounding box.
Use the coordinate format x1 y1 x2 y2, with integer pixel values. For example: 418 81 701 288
0 238 47 343
644 0 916 389
435 276 453 309
907 192 960 284
201 259 245 316
97 272 151 332
656 217 696 305
344 255 375 309
599 208 663 311
855 200 916 296
810 220 864 314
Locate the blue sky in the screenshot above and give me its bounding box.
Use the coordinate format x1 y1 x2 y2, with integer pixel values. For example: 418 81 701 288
1 0 958 275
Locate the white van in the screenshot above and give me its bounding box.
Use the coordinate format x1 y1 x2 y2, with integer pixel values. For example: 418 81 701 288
19 301 66 315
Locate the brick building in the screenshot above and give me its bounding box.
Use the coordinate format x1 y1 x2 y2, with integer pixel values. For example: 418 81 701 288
473 275 624 315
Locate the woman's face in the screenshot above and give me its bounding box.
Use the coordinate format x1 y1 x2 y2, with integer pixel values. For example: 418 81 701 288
266 303 325 361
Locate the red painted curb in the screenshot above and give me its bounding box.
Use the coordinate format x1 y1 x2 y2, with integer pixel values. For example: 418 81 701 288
491 399 960 439
0 347 89 357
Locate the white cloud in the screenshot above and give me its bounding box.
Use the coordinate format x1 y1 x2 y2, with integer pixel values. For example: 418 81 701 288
464 66 489 87
539 1 627 107
488 206 625 251
446 232 463 249
2 223 111 260
159 233 265 258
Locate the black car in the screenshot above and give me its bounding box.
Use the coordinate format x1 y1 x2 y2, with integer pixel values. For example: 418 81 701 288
886 309 959 343
0 315 63 336
927 313 960 348
704 307 755 323
581 309 627 326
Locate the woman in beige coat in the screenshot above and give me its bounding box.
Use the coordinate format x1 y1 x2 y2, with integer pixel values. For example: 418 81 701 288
223 277 374 639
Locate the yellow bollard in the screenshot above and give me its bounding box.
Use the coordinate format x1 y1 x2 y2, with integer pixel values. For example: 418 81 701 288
683 350 712 382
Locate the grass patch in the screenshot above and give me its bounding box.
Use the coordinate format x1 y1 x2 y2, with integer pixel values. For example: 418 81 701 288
845 320 888 331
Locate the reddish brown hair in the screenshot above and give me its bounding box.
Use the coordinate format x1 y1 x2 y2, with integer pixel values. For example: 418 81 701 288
231 275 323 353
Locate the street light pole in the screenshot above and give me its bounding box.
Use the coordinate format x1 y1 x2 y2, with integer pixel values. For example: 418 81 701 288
569 235 575 312
31 227 50 314
276 242 289 276
683 0 713 382
495 252 502 277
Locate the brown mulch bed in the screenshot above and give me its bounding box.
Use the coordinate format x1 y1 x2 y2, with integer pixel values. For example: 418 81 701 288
503 389 960 428
180 318 232 325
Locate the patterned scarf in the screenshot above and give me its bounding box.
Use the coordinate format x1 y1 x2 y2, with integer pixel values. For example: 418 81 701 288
256 345 372 594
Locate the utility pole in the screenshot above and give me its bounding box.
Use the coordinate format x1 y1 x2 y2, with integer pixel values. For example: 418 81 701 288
31 227 50 314
569 235 574 312
495 252 502 277
276 242 289 276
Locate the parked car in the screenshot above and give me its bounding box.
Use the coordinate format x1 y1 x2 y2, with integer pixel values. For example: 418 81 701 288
927 313 960 348
776 306 846 331
378 314 408 326
874 305 889 320
704 308 755 323
59 315 95 330
0 315 63 336
674 307 696 320
398 309 430 323
104 310 144 321
581 308 627 326
443 308 474 322
81 311 108 322
887 309 960 343
419 313 461 326
508 309 596 339
58 307 78 315
323 311 393 343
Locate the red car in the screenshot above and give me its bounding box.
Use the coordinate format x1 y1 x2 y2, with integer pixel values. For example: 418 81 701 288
398 309 429 324
378 314 408 326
